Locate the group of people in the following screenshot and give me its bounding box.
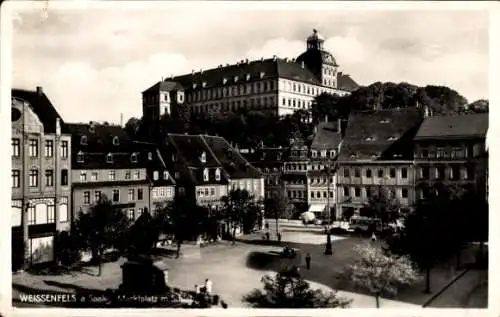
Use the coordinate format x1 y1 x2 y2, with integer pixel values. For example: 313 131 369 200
195 278 213 295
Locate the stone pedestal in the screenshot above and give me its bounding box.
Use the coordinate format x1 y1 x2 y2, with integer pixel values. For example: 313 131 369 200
119 255 167 294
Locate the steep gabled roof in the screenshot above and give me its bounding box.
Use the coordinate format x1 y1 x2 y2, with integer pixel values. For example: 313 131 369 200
142 80 184 94
415 113 489 140
340 108 423 161
201 135 262 179
311 121 342 150
337 72 359 92
12 88 70 134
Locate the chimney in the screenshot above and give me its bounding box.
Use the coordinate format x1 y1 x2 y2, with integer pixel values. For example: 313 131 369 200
56 118 61 136
36 86 43 96
337 118 341 134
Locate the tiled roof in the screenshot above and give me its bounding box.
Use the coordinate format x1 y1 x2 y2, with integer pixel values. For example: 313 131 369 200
142 80 184 94
166 134 229 186
202 135 262 179
133 141 177 186
12 88 70 134
311 121 342 150
68 123 149 169
339 108 423 161
167 58 353 92
337 72 359 92
415 113 488 140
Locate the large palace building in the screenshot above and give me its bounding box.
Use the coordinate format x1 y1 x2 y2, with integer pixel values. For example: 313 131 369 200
142 29 359 122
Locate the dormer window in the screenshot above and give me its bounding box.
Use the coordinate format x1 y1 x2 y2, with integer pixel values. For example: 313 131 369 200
350 154 357 159
329 150 336 157
365 137 375 141
153 171 159 180
246 74 251 81
163 170 169 180
260 72 265 79
89 125 95 133
203 168 209 181
77 151 84 163
311 150 317 158
106 153 114 163
380 119 390 124
215 168 221 181
222 78 228 85
148 152 153 160
200 152 206 163
131 152 138 163
388 136 398 141
202 81 207 88
80 135 88 145
234 76 239 82
112 136 120 146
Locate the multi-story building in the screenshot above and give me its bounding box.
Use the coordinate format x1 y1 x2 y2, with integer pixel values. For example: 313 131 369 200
11 87 72 270
67 123 151 222
142 29 358 119
245 146 287 200
306 119 343 218
282 134 310 214
132 141 177 209
157 133 264 236
413 113 489 200
336 108 423 218
141 81 185 137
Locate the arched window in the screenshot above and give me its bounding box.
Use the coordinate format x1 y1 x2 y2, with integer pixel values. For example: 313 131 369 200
112 136 120 146
215 168 221 181
203 168 209 181
131 152 138 163
80 135 88 145
106 153 113 163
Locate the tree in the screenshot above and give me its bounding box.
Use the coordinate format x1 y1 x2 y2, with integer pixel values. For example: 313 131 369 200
385 193 465 293
156 196 207 258
221 189 260 244
72 196 131 276
243 266 352 308
264 194 291 235
124 117 141 138
364 186 401 229
343 243 420 308
467 99 489 113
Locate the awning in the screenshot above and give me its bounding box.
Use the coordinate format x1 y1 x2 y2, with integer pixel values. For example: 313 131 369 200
308 204 326 213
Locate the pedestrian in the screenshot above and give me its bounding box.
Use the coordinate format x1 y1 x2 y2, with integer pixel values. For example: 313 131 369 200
205 278 213 295
277 232 282 242
305 252 311 270
371 232 377 242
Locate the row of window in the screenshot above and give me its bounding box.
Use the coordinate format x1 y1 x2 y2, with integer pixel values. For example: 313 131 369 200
12 169 69 188
417 145 483 159
310 191 335 199
153 170 171 181
83 188 144 204
279 80 334 97
342 167 408 179
80 170 142 182
25 203 69 225
196 187 217 197
190 96 276 114
311 150 337 158
152 186 174 199
187 80 275 103
11 138 69 158
418 166 474 181
77 151 139 165
342 186 409 199
80 135 120 146
203 168 221 182
281 97 313 110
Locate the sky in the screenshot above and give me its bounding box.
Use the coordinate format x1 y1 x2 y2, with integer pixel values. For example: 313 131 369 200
10 1 489 124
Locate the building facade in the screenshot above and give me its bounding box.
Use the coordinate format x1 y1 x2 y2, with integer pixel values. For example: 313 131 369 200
142 29 358 120
413 114 489 200
11 87 72 270
307 119 343 218
245 146 287 200
336 108 423 218
67 123 151 223
282 135 310 214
